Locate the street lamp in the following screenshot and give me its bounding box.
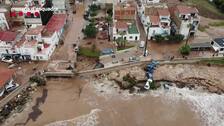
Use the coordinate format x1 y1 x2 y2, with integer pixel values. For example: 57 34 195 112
144 24 150 57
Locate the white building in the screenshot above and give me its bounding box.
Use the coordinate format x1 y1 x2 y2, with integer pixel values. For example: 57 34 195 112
0 31 18 58
113 21 140 41
211 38 224 54
0 8 10 30
113 4 140 41
138 4 171 39
170 5 200 39
0 14 67 61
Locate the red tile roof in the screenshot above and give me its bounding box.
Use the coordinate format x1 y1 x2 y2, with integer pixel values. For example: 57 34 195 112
176 5 198 15
45 14 67 33
157 8 170 16
116 21 128 29
114 6 136 20
0 31 17 42
150 16 160 26
0 68 14 88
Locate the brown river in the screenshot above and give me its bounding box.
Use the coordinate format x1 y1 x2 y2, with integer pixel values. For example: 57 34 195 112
3 77 224 126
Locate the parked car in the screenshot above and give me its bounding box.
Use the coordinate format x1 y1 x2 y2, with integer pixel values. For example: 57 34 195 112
0 88 5 97
112 60 119 64
74 46 79 52
5 80 19 92
129 56 140 62
1 57 13 63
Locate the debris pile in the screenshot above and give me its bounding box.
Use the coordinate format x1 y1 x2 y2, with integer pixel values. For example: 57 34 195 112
0 87 34 124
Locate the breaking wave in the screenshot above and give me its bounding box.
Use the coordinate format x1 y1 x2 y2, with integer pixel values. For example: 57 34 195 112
45 109 101 126
153 87 224 126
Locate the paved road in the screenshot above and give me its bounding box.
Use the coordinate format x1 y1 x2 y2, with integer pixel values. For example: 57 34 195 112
51 4 85 61
78 57 223 76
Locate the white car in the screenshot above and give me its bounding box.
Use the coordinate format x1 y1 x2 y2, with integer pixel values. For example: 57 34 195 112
0 88 5 97
1 57 13 63
139 41 145 48
5 80 19 92
144 79 152 90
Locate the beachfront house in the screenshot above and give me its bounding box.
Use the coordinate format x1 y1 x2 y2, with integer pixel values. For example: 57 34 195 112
170 5 200 39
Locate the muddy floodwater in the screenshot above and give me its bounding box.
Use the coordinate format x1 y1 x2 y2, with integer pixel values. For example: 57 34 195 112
3 77 224 126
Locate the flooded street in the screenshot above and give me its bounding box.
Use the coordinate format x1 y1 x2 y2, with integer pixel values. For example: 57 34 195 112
4 76 223 126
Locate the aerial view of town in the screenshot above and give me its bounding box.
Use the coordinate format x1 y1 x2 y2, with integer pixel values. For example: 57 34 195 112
0 0 224 125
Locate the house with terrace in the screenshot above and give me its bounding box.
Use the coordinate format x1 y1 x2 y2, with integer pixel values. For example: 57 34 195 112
15 14 67 61
169 5 200 39
0 14 67 61
112 4 140 41
138 3 171 39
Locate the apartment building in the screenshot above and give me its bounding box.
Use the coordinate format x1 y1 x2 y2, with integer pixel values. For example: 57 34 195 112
170 5 200 39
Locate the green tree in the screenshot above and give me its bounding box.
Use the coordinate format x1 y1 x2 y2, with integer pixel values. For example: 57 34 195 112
213 0 224 12
179 44 191 55
83 23 97 38
107 8 113 17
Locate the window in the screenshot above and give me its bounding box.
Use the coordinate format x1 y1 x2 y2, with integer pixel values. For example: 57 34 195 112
220 48 224 51
129 36 133 39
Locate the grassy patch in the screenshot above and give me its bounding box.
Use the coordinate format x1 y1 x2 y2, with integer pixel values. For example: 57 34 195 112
198 25 209 32
79 47 100 58
200 58 224 65
209 21 224 27
117 45 135 51
185 0 224 19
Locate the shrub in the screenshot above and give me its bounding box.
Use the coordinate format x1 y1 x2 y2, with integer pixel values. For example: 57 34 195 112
90 11 97 17
179 44 191 55
154 35 165 42
150 81 157 90
29 75 46 86
123 74 137 86
167 34 184 42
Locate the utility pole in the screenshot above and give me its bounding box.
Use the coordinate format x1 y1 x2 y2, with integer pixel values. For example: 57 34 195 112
144 26 149 57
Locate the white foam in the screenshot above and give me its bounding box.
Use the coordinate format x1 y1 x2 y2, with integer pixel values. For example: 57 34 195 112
153 87 224 126
45 109 101 126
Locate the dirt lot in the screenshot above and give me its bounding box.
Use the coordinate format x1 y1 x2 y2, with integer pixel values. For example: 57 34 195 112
80 38 115 51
